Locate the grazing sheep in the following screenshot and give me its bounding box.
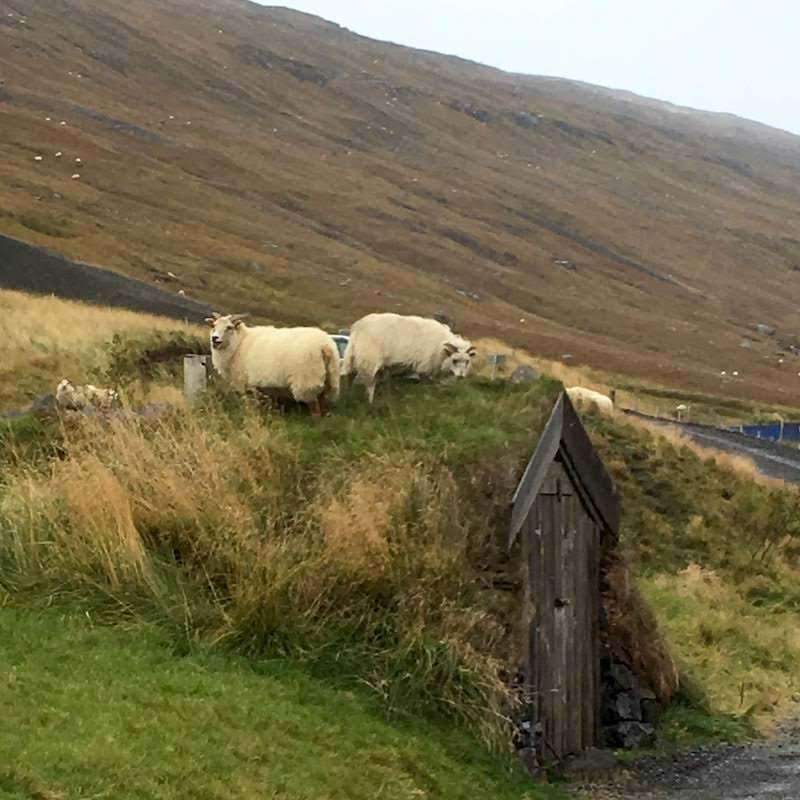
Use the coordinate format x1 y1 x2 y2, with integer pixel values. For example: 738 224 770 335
566 386 614 415
342 312 476 403
206 313 339 417
56 379 120 412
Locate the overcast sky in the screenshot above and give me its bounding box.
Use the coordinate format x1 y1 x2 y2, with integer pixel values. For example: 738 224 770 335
257 1 799 135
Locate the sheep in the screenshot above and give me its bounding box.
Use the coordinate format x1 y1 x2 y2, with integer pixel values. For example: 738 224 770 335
56 379 120 412
342 312 476 403
206 313 339 417
565 386 614 415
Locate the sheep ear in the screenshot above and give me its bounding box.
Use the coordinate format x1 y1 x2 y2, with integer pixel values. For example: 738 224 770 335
205 317 217 326
443 342 457 357
467 346 477 357
230 313 249 325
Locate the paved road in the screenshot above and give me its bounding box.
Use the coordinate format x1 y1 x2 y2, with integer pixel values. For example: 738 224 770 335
623 411 800 484
0 233 211 323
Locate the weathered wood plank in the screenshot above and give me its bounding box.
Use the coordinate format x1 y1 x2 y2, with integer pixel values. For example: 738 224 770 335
559 394 621 536
509 399 564 545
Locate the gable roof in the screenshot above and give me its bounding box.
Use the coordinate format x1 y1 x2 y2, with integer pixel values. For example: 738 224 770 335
509 392 621 548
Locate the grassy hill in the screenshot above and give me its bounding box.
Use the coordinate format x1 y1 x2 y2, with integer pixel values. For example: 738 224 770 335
2 0 800 403
3 291 800 771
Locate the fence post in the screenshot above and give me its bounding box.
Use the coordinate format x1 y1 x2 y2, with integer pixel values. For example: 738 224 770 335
184 355 209 406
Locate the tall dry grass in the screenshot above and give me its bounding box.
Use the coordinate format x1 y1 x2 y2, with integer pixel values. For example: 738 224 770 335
0 404 515 747
0 289 203 409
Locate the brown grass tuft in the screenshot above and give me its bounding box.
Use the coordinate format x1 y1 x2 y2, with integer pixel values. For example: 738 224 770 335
0 289 203 410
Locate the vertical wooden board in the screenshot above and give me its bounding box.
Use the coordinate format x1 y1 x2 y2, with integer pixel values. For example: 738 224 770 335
579 512 594 749
520 513 532 691
529 500 544 754
562 490 575 756
591 522 602 744
542 494 559 759
570 495 583 755
553 486 566 759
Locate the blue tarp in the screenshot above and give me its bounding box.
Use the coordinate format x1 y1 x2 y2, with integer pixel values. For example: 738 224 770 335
734 423 800 442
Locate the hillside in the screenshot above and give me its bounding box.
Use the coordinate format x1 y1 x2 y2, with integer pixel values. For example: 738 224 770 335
2 0 800 401
3 293 800 772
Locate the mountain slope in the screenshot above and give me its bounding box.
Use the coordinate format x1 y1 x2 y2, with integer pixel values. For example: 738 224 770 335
2 0 800 401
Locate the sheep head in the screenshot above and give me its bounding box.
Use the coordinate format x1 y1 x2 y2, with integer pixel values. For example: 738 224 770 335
441 339 476 377
208 313 249 351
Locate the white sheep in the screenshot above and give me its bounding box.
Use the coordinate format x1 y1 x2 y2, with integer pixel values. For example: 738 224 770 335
56 379 120 412
565 386 614 415
207 313 340 417
342 312 476 403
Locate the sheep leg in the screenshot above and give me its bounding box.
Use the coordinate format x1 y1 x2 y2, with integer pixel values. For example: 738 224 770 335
319 394 329 417
310 397 323 419
363 368 379 404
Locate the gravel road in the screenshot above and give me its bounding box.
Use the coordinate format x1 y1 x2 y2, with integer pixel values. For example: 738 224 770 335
576 723 800 799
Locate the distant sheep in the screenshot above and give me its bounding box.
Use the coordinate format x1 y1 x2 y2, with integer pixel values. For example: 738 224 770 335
56 379 120 412
342 312 476 403
207 313 339 417
566 386 613 415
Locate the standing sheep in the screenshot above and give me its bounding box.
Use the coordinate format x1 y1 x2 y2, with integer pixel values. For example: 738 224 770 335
566 386 614 415
206 313 339 417
342 312 476 403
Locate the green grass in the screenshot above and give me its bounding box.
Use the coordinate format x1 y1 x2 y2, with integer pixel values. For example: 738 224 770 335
4 365 800 757
656 704 755 748
585 414 800 739
277 375 562 467
0 376 563 751
0 606 563 800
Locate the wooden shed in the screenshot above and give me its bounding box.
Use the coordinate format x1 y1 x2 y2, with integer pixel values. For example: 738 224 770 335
509 392 620 761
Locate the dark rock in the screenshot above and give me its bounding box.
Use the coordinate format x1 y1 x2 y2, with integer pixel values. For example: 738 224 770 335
755 323 776 336
510 364 539 384
516 746 541 777
609 662 637 692
617 721 656 749
602 695 622 726
615 691 642 721
509 111 540 129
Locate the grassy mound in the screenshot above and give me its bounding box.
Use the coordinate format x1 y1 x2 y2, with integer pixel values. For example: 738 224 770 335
0 607 565 800
587 415 800 740
0 377 561 750
3 290 800 758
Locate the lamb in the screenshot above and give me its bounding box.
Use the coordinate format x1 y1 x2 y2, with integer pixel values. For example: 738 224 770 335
342 312 476 403
206 313 339 417
565 386 614 415
56 379 120 412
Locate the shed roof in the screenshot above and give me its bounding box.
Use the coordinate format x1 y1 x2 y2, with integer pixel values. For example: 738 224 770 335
509 392 620 547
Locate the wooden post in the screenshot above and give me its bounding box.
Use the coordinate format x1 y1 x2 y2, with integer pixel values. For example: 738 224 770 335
488 353 506 381
184 355 209 406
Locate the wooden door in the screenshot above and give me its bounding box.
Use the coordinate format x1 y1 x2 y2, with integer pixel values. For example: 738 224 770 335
522 459 601 761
